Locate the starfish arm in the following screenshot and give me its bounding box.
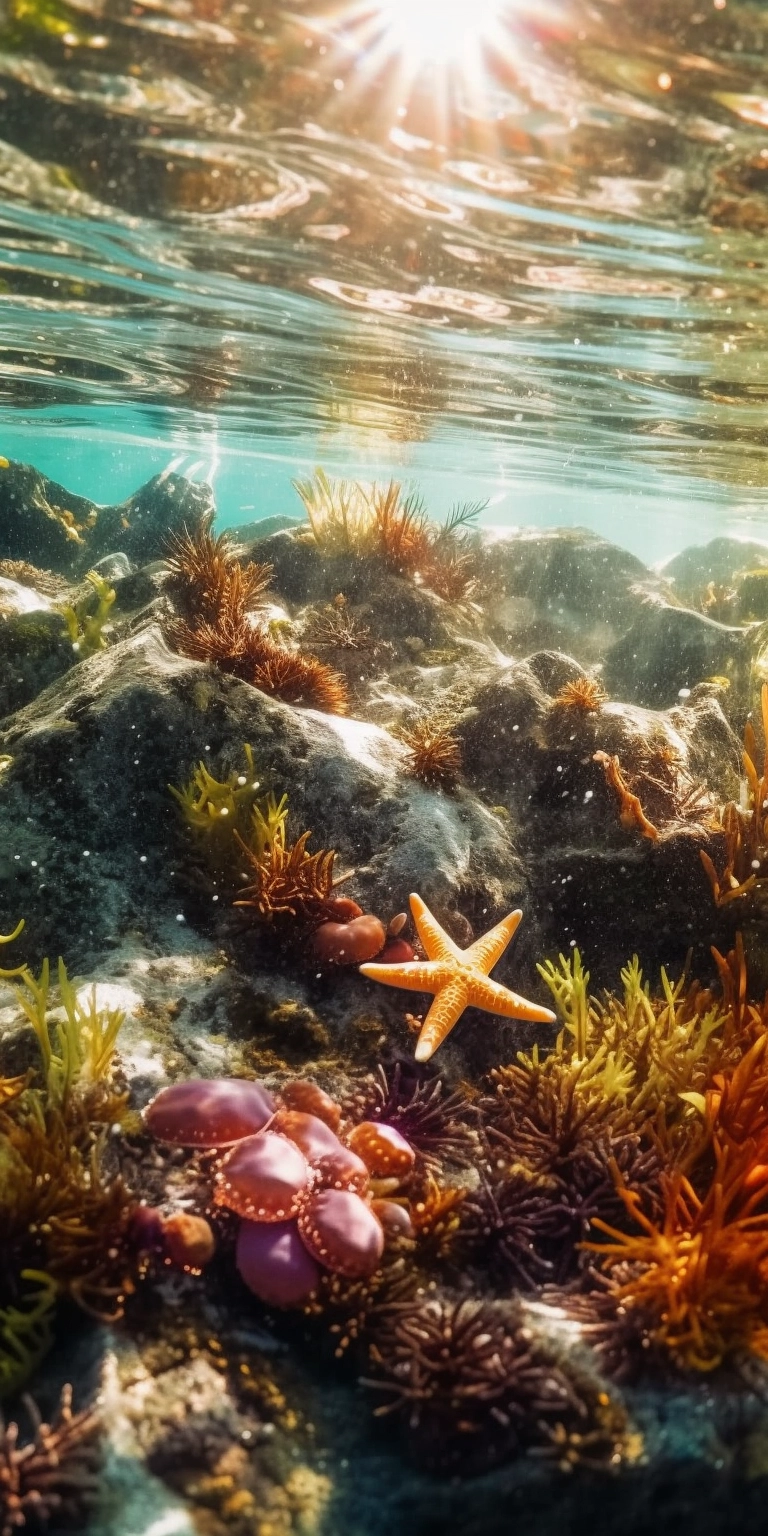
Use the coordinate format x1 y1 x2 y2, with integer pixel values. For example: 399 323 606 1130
415 979 469 1062
462 910 522 974
468 974 557 1023
409 894 464 963
359 959 448 995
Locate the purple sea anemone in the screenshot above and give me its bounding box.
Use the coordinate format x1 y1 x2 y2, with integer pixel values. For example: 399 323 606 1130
144 1075 414 1308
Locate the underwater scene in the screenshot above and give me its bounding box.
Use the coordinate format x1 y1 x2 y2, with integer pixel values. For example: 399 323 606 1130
9 0 768 1533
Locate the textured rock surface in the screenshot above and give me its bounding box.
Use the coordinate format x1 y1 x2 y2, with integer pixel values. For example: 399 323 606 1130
0 459 212 576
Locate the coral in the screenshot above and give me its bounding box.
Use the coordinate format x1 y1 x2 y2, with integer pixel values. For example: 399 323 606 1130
363 1295 626 1472
0 1386 101 1536
60 570 116 658
164 519 347 714
552 676 607 712
593 751 659 840
398 719 462 789
360 894 555 1063
701 682 768 906
293 470 481 602
144 1075 414 1308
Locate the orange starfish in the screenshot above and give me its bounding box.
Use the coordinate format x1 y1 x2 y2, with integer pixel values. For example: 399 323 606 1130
359 894 557 1062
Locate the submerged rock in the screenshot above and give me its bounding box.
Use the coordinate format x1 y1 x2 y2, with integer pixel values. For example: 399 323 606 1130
0 460 212 576
603 601 755 712
660 534 768 603
0 607 73 716
480 525 667 659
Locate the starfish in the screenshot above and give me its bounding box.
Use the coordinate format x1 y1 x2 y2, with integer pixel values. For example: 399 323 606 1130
360 894 557 1062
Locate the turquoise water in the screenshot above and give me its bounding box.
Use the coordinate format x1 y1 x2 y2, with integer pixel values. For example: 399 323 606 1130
2 0 768 558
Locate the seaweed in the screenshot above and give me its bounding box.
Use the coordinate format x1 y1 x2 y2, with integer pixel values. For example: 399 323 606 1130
293 470 482 602
60 571 116 658
0 924 138 1381
701 681 768 906
164 520 347 713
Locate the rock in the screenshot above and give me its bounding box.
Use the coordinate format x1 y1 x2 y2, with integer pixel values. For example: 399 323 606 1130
456 656 739 981
660 535 768 605
0 575 53 616
0 627 535 1067
85 475 214 570
0 608 73 718
0 461 212 577
480 526 668 660
603 602 755 712
230 513 303 542
0 459 100 572
91 553 134 582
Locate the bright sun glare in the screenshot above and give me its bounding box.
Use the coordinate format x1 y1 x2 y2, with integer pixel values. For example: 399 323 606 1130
376 0 509 64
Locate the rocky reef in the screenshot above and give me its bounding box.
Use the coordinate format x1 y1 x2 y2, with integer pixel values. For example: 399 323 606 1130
3 460 768 1536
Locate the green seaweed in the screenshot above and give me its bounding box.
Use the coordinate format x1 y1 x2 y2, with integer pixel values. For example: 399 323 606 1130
0 1271 57 1401
60 571 116 658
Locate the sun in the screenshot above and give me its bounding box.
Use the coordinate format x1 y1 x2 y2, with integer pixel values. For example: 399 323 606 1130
374 0 511 66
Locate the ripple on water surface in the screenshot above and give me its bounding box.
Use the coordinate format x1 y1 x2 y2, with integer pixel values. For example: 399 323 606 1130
0 0 767 552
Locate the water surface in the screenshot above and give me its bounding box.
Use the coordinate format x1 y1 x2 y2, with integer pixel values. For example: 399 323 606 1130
1 0 768 559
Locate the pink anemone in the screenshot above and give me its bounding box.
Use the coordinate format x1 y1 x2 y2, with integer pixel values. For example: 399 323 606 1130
144 1078 275 1147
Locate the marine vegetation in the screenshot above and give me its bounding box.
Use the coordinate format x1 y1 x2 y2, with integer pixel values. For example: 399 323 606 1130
164 521 273 622
359 894 556 1062
468 944 748 1292
552 675 607 712
0 1386 101 1536
60 570 116 658
170 745 287 892
170 748 394 961
363 1295 629 1473
0 923 138 1390
586 1027 768 1370
0 560 67 597
593 751 660 841
163 519 348 714
701 680 768 906
304 595 374 652
293 470 483 603
398 719 463 789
